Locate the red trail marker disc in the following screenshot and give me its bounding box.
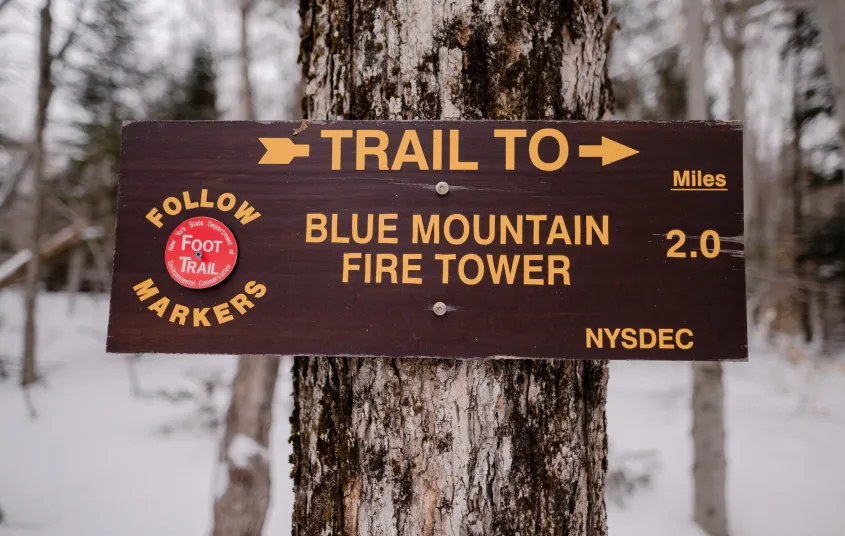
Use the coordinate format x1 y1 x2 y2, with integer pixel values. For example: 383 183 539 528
164 216 238 289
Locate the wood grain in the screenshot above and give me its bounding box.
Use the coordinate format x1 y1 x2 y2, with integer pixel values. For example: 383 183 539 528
107 120 746 360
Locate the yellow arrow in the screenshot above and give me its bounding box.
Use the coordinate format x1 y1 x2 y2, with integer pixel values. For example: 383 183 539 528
258 138 310 165
578 137 639 166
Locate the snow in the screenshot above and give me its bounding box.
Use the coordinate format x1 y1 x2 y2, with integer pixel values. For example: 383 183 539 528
227 433 269 469
1 290 844 535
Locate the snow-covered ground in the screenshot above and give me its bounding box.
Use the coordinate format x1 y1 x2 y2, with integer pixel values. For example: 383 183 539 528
1 290 844 535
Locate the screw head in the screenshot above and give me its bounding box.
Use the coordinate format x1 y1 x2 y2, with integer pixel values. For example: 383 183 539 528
433 301 447 316
435 181 450 196
194 250 203 259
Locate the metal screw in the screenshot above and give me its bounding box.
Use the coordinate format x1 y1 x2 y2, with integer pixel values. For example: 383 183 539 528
433 301 447 316
194 251 203 259
435 181 450 196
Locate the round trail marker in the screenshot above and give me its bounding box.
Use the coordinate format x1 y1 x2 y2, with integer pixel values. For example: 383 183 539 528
164 216 238 289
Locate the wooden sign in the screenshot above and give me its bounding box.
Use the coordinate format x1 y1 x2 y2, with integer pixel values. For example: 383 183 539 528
107 121 746 360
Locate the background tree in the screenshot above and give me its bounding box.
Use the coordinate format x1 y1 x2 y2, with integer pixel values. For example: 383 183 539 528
21 0 84 385
212 355 281 536
211 4 283 530
290 1 614 534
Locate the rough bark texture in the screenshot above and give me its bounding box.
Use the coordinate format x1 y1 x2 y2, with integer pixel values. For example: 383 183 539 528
21 0 54 386
212 355 281 536
293 0 614 534
686 2 729 535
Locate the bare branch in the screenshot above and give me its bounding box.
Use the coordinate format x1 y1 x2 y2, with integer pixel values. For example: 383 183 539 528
53 0 88 63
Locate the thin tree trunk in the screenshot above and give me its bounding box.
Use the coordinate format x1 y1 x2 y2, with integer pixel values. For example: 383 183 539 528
212 8 276 531
691 361 728 536
687 1 729 535
212 355 281 536
21 0 54 386
812 0 845 158
66 245 85 313
238 0 256 121
292 1 614 534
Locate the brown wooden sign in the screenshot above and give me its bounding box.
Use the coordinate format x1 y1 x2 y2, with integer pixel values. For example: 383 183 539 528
107 121 746 360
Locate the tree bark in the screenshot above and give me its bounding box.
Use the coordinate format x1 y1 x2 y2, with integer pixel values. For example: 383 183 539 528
21 0 54 386
686 1 729 535
212 355 281 536
293 1 614 534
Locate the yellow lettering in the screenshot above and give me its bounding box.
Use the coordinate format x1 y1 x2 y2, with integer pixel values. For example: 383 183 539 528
244 281 267 298
500 215 523 244
547 255 570 285
528 129 569 171
449 130 478 170
413 215 439 244
525 214 547 244
148 296 170 318
677 328 694 349
673 170 690 188
659 328 674 349
352 213 374 244
230 293 255 315
604 328 621 347
473 215 495 245
376 254 398 283
357 130 389 170
402 253 423 284
378 214 398 244
163 197 182 216
432 130 443 170
435 253 456 284
321 130 354 170
639 329 656 349
169 304 189 325
217 193 236 212
391 130 428 170
133 278 159 301
458 254 484 285
182 191 198 210
486 255 520 284
444 214 469 245
523 255 544 285
213 303 234 324
331 213 350 243
199 189 214 208
342 253 362 283
546 215 572 245
306 214 327 243
493 129 527 170
586 215 609 245
193 307 211 327
586 328 602 348
621 328 637 349
234 201 262 225
146 208 163 228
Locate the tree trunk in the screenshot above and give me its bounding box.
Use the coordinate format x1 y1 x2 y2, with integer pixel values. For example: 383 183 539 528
812 0 845 158
292 1 614 534
212 355 281 536
21 0 54 386
686 1 729 535
238 0 256 121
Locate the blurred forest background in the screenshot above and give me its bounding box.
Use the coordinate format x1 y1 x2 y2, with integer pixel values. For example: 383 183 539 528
0 0 844 535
